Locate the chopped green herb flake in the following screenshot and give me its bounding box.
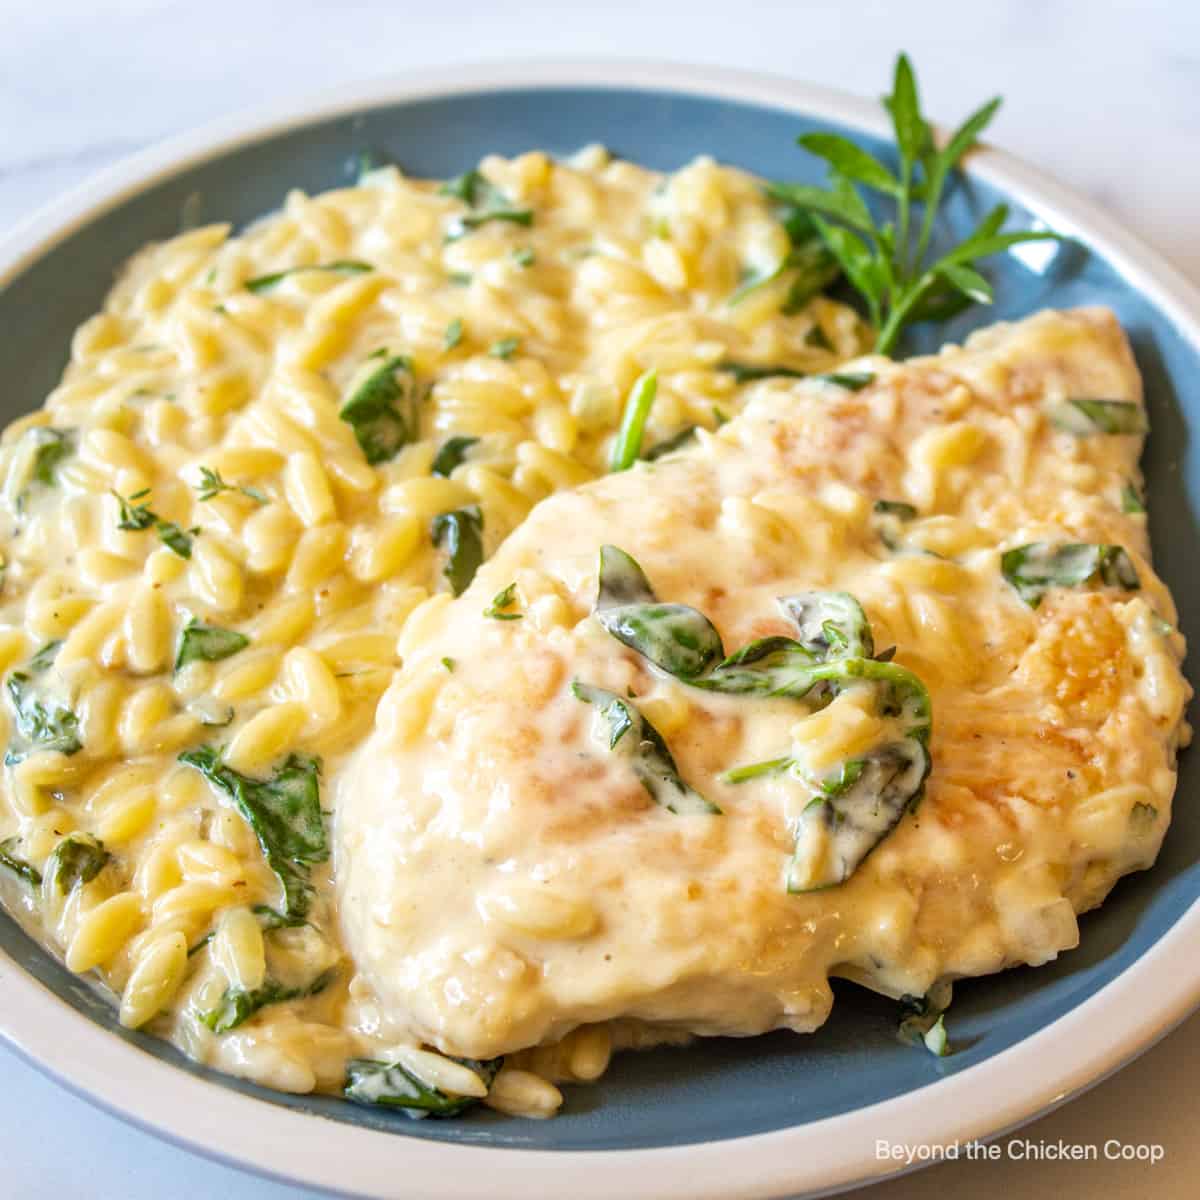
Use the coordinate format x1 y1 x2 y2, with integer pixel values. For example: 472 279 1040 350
203 967 338 1034
5 641 81 763
48 834 109 893
440 169 534 241
1049 398 1147 436
245 261 372 293
443 317 464 351
489 337 520 360
511 247 535 268
484 582 522 621
718 361 807 384
195 466 266 504
1121 481 1146 514
345 1055 502 1118
441 657 456 673
812 371 875 391
431 435 480 478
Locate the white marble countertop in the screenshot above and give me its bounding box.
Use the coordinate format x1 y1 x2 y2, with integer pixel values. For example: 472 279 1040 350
1 1 1198 1196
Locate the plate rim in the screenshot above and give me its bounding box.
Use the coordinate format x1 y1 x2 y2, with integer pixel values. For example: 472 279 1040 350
1 57 1199 1200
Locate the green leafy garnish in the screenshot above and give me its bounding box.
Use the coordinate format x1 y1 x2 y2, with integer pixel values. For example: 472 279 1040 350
345 1055 502 1118
812 371 874 391
47 834 109 893
13 427 75 510
1121 481 1146 515
178 746 327 918
1048 398 1147 436
571 681 719 815
0 837 41 887
431 505 484 596
644 426 699 460
484 582 522 621
873 499 917 520
718 361 807 384
610 370 658 471
594 545 723 679
440 169 534 241
1001 542 1140 608
175 618 250 672
111 489 194 557
441 657 456 672
779 591 875 659
244 260 372 293
768 54 1060 353
723 755 795 784
202 967 338 1034
511 247 535 268
873 498 918 551
898 990 953 1057
443 317 464 351
431 435 479 478
339 354 419 465
5 641 81 763
194 467 267 504
489 337 520 360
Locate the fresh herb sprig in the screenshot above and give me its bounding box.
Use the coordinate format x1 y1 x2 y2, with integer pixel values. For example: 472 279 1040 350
768 54 1061 354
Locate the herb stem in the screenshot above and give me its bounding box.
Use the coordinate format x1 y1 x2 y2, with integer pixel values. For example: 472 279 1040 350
610 370 658 472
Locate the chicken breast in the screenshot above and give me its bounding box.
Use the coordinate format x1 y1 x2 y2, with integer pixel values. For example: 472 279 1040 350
335 307 1190 1061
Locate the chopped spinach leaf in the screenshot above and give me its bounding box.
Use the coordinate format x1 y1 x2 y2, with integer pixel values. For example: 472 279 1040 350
1001 542 1140 608
15 427 75 509
718 361 807 384
439 168 534 241
431 435 479 478
178 746 327 918
1121 481 1146 514
0 837 41 887
443 317 464 351
345 1055 502 1118
644 425 699 460
779 591 875 660
594 545 724 679
489 337 520 360
5 641 81 763
572 680 719 815
339 354 418 465
431 505 483 596
245 260 372 293
610 370 658 471
47 833 110 893
175 618 250 672
1048 398 1147 436
812 371 875 391
511 247 535 268
202 966 338 1034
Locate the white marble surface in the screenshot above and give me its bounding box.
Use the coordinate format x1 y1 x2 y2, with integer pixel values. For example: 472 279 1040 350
1 0 1198 1196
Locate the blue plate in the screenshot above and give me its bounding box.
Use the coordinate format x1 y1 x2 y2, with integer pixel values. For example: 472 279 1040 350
1 67 1198 1183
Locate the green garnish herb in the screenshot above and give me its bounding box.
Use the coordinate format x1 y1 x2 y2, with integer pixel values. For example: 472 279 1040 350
178 746 327 918
571 681 719 815
812 371 875 391
610 370 658 471
489 337 520 360
447 271 472 286
484 582 522 621
1048 398 1147 436
594 545 723 679
767 54 1061 354
1000 542 1140 608
441 657 456 672
722 755 795 784
17 427 74 508
511 247 535 268
339 354 419 465
47 834 109 893
345 1055 502 1118
1121 481 1146 514
244 261 372 293
5 641 81 763
194 467 267 504
439 169 534 241
443 317 464 351
0 837 41 887
431 435 480 478
718 361 807 384
644 426 699 460
111 489 195 557
873 498 918 551
175 618 250 672
431 505 484 596
202 967 338 1034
